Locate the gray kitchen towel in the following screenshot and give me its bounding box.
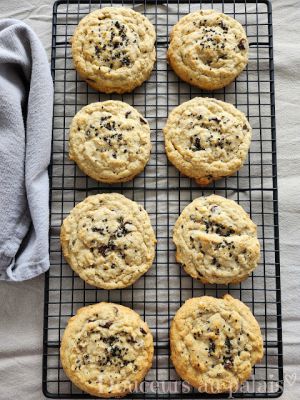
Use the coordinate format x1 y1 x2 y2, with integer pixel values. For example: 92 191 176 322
0 19 53 281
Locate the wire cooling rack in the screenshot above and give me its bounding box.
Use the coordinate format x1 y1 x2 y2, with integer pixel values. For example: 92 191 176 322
43 0 283 398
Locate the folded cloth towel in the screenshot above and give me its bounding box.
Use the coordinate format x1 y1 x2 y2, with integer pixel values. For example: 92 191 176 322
0 20 53 281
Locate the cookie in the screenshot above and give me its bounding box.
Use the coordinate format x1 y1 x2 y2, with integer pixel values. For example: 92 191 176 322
69 101 151 183
60 302 154 397
163 97 252 185
60 193 156 289
167 10 248 90
173 195 260 284
71 7 156 93
170 295 264 393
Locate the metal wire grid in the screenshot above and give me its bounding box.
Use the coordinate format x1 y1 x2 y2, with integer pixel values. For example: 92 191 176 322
43 0 283 398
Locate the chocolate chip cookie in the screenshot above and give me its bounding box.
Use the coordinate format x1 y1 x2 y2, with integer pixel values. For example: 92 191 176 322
69 101 151 183
61 302 154 397
173 195 260 284
163 97 252 185
170 295 264 393
167 10 248 90
60 193 156 289
71 7 156 93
